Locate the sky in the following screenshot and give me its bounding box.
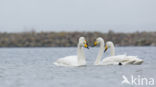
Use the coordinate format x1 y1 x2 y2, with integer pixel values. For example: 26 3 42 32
0 0 156 32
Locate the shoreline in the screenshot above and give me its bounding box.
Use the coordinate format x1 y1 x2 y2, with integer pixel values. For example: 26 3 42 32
0 31 155 47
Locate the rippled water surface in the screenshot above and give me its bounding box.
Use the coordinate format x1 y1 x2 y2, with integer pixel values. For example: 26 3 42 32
0 47 156 87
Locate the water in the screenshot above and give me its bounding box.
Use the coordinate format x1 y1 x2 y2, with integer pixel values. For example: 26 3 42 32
0 47 155 87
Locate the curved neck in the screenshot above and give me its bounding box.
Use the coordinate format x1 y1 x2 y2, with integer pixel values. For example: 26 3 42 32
110 44 115 56
94 41 104 65
77 43 86 65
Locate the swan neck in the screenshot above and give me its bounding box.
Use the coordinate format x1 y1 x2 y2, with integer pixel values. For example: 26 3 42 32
77 43 86 65
94 41 104 65
110 44 115 56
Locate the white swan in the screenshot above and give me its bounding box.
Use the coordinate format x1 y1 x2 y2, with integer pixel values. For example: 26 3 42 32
54 37 89 67
93 37 143 65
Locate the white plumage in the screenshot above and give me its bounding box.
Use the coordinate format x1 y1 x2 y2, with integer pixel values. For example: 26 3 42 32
54 56 80 66
94 37 143 65
102 55 143 65
54 37 88 67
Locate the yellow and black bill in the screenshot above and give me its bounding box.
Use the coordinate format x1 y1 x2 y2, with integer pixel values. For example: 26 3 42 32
92 41 97 47
84 41 89 49
104 45 108 52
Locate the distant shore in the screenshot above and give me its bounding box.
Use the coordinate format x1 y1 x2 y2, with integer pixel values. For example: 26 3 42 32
0 31 155 47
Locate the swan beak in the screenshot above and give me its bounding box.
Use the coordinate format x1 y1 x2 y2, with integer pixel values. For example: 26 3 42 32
84 43 89 49
104 45 108 52
94 41 97 46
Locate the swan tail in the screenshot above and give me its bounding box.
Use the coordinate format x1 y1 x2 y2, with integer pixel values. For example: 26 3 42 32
134 59 144 65
53 62 59 66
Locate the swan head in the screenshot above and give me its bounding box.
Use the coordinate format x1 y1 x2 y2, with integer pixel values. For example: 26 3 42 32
104 41 114 52
79 37 89 49
93 37 104 46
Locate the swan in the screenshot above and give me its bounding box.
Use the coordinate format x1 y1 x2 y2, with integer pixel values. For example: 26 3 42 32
54 37 89 67
93 37 143 65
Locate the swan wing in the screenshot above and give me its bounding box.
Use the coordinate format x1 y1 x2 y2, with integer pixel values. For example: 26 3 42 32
101 55 125 65
122 56 143 65
54 56 78 66
101 55 143 65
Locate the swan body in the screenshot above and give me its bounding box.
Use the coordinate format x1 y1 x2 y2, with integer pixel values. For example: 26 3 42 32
54 37 88 67
101 55 143 65
94 37 143 65
54 56 85 66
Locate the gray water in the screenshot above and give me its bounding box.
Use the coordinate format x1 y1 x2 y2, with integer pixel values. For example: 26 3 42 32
0 47 155 87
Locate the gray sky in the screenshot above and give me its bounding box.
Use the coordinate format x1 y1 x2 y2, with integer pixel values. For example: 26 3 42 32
0 0 156 32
